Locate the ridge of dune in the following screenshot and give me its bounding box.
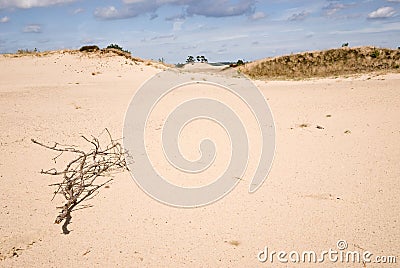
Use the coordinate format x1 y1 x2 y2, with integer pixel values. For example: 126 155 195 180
1 48 171 70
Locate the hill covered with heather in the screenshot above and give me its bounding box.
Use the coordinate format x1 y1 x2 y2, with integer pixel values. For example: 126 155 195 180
242 46 400 80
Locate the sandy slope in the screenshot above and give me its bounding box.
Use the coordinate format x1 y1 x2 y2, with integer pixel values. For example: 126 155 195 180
0 52 399 267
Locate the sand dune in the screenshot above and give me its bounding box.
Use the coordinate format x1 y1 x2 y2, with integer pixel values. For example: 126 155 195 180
0 51 399 267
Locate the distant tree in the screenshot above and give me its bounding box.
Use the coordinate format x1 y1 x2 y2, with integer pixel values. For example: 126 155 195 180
237 59 244 66
200 56 208 63
186 55 195 63
342 43 349 47
186 55 208 63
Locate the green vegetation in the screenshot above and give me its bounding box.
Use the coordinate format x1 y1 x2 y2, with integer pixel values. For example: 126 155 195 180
196 55 208 63
237 59 245 66
370 49 380 58
186 55 195 63
186 55 208 63
106 44 131 54
229 59 245 67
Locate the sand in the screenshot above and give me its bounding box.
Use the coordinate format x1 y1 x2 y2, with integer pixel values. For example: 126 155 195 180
0 52 399 267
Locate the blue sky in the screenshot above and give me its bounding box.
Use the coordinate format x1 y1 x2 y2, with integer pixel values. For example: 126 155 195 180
0 0 399 63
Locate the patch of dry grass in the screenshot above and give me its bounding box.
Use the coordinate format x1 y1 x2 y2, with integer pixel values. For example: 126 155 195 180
298 123 310 128
2 49 76 58
225 240 240 246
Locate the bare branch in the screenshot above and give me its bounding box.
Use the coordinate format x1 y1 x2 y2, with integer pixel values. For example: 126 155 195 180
32 129 128 230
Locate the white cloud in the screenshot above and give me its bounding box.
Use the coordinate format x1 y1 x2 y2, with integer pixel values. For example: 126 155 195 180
288 10 310 21
323 2 359 18
94 4 154 19
330 21 400 34
186 0 255 17
367 7 396 19
166 13 186 21
0 16 10 23
95 0 257 20
94 6 122 19
80 37 105 44
150 34 175 40
173 20 185 31
249 11 266 20
23 24 42 33
0 0 76 9
212 34 248 42
73 8 84 15
305 32 314 38
123 0 147 3
323 3 346 16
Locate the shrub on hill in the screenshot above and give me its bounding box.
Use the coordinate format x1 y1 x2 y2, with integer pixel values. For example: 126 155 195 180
17 48 38 54
79 45 100 52
106 44 131 54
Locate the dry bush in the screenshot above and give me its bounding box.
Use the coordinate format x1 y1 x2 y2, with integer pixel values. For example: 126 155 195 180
79 45 100 52
32 129 129 232
99 48 145 65
101 48 132 59
17 48 38 54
